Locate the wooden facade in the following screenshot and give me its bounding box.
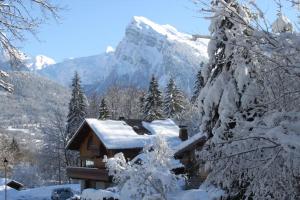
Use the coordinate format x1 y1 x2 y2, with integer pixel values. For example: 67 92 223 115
66 120 143 191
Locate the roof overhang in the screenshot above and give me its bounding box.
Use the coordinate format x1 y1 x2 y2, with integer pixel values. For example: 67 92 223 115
174 135 207 158
66 119 148 151
66 120 89 150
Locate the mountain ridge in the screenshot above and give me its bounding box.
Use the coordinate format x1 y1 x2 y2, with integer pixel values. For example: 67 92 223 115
23 16 209 94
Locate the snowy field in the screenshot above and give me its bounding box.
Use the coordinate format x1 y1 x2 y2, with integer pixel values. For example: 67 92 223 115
0 179 80 200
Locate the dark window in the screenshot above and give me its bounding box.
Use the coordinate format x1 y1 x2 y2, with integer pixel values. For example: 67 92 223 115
87 136 93 150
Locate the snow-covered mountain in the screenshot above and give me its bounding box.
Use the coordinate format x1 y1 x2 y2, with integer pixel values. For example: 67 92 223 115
25 55 56 71
0 52 56 72
39 16 209 93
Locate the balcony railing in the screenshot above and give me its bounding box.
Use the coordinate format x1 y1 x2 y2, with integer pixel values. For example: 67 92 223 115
66 167 111 182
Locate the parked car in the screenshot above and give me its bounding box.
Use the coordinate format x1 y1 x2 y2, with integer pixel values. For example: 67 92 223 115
51 187 79 200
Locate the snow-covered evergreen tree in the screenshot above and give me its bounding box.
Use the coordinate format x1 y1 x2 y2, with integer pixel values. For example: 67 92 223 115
66 71 87 140
0 135 23 171
139 92 146 116
194 0 300 199
163 78 184 119
98 98 110 120
10 137 20 153
143 75 163 121
191 62 204 103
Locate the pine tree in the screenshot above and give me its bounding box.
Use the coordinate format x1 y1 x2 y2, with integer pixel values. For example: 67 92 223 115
10 137 22 161
163 78 185 119
98 98 110 120
191 62 204 103
10 137 20 153
66 72 87 140
139 92 146 116
197 0 239 138
143 75 163 121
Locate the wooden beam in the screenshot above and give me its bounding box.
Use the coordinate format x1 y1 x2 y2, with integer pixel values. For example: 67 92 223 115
66 167 111 182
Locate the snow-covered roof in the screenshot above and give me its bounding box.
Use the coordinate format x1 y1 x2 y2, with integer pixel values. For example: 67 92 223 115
174 132 207 157
85 119 148 149
67 118 181 150
0 178 24 191
142 119 179 137
143 119 182 148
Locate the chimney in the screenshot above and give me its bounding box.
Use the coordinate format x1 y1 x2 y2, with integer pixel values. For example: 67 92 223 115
179 125 188 141
118 116 125 121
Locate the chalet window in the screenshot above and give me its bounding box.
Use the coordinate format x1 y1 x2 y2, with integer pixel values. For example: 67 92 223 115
85 160 94 167
87 135 100 157
87 136 94 150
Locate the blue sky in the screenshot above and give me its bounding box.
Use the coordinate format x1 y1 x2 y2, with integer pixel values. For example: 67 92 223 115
21 0 298 62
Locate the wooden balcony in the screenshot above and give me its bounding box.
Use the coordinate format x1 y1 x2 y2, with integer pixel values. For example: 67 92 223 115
66 167 111 182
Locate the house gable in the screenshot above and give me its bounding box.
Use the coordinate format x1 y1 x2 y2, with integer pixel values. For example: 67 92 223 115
79 129 107 159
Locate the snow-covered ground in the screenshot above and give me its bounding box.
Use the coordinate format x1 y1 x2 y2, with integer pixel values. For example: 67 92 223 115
1 177 223 200
0 179 80 200
168 187 224 200
80 185 225 200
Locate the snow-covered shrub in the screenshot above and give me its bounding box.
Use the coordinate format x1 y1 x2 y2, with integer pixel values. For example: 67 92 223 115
104 136 183 200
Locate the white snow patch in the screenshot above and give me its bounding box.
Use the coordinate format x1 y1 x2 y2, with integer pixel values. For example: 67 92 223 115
142 119 179 137
85 119 149 149
25 55 56 70
168 185 225 200
81 188 119 200
142 119 182 148
106 46 115 53
34 55 56 69
0 180 80 200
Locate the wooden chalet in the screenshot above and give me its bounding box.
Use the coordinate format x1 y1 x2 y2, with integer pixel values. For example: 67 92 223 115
66 118 182 191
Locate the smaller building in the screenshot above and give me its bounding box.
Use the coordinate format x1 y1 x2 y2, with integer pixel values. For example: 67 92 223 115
174 132 207 189
66 118 182 191
7 180 24 191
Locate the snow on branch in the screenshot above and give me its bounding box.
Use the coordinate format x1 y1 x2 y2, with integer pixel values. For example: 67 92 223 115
0 70 13 92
